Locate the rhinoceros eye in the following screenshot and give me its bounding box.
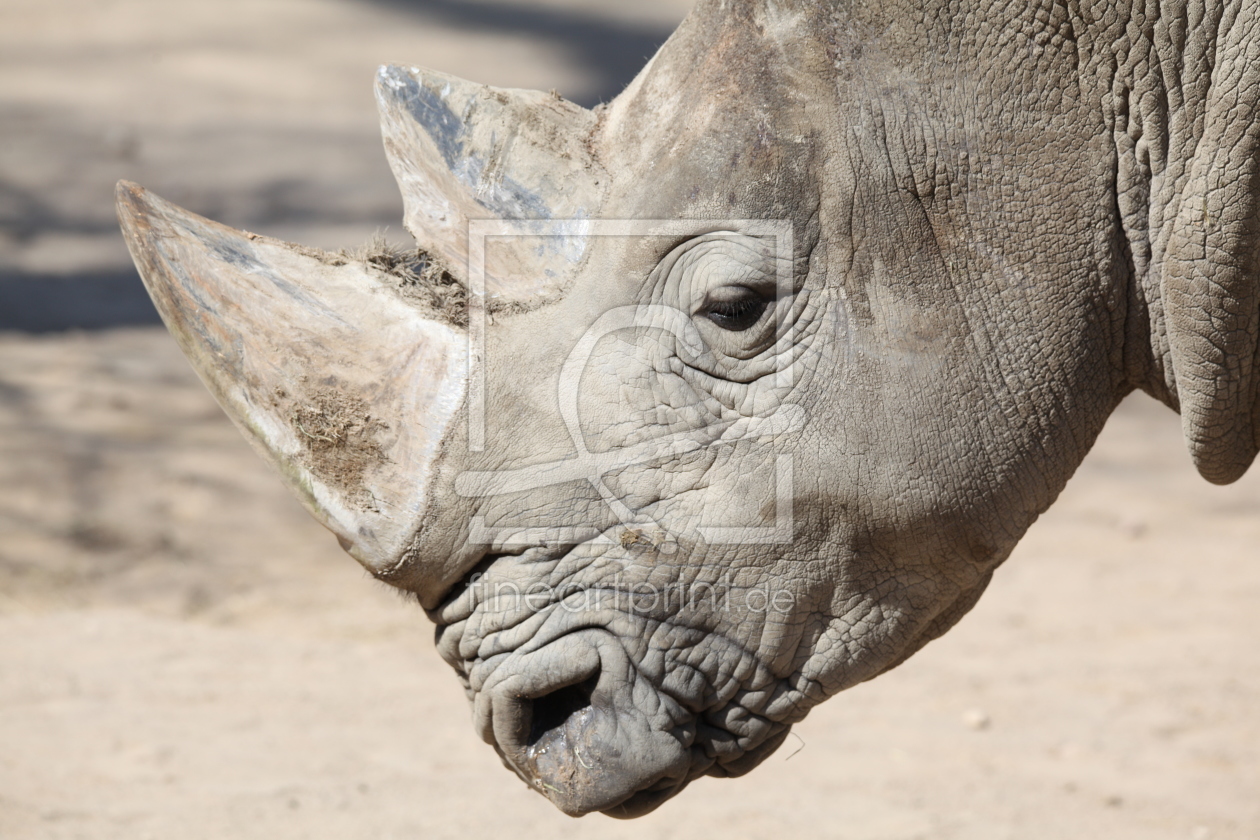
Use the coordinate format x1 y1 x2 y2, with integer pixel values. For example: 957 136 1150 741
702 286 771 332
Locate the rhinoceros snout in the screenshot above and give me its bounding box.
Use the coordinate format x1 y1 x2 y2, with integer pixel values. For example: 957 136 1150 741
480 629 694 817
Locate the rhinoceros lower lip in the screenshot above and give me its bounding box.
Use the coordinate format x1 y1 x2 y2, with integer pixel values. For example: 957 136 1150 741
598 776 692 819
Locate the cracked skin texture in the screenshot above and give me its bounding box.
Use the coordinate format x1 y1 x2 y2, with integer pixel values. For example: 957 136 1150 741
408 0 1260 814
119 0 1260 820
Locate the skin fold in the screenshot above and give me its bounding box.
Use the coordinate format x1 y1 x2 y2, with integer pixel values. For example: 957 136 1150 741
118 0 1260 818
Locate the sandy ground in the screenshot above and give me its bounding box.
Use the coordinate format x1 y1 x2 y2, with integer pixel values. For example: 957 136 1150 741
1 1 1257 838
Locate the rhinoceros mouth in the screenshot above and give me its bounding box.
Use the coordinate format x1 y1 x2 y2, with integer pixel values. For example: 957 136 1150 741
427 546 798 816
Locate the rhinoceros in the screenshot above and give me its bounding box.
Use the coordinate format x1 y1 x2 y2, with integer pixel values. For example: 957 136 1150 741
116 0 1260 818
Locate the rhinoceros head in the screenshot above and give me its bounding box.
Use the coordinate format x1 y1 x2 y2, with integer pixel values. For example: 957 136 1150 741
117 0 1260 818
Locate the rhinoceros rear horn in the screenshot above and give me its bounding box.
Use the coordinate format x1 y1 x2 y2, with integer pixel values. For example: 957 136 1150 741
375 65 604 302
1161 13 1260 485
116 181 468 574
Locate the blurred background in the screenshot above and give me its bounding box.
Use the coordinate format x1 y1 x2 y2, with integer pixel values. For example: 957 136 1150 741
0 1 1256 838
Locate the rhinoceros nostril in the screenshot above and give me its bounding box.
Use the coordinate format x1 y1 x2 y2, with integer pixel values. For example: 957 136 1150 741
527 673 598 747
502 634 695 815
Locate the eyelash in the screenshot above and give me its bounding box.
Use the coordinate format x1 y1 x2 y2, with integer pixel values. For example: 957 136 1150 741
704 294 770 331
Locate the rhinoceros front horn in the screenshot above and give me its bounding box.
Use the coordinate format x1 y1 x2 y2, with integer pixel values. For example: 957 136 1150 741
116 181 468 575
116 64 604 572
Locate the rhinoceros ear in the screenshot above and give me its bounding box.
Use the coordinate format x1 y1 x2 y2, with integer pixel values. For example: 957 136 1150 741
375 65 603 302
1161 18 1260 485
116 181 468 573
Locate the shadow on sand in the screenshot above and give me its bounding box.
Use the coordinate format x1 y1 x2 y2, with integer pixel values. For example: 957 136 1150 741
1 0 677 333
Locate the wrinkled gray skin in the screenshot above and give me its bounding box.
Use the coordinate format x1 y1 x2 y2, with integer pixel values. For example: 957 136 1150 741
118 0 1260 819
